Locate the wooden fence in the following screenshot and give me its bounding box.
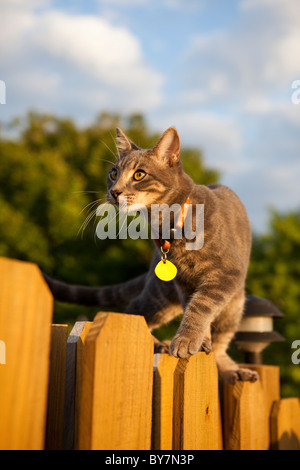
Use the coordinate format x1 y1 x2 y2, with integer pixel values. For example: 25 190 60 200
0 257 300 450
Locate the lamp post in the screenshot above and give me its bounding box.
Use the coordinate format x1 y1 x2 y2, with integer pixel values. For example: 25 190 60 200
234 295 285 364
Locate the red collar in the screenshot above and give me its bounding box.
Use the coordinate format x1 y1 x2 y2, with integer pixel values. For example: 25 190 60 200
154 196 190 251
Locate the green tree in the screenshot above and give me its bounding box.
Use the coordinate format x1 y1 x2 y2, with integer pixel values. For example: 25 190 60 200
1 111 298 396
0 111 219 325
247 209 300 397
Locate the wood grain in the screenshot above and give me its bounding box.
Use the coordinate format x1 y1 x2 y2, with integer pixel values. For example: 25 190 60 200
152 353 178 450
45 324 68 450
223 364 280 450
0 257 53 449
173 352 222 450
73 321 92 450
78 312 154 450
270 397 300 449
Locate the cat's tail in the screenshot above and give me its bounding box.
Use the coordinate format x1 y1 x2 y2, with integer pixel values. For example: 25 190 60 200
42 271 147 308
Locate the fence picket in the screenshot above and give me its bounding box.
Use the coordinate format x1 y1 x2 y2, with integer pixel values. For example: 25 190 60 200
270 398 300 449
45 324 68 450
223 364 280 450
152 353 178 450
0 257 297 450
78 312 154 450
62 321 92 450
0 257 53 450
173 352 222 450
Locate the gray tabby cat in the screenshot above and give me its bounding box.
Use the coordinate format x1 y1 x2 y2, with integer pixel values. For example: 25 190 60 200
44 127 259 384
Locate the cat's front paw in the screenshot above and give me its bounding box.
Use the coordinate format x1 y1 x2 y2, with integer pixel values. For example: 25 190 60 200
169 334 202 358
201 336 212 354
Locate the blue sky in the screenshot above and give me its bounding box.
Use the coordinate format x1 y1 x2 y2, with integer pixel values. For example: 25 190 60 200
1 0 300 232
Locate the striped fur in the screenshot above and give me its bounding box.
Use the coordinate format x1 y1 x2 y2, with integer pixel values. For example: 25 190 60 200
43 127 258 383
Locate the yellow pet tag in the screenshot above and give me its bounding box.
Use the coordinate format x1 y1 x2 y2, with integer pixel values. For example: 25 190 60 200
155 259 177 281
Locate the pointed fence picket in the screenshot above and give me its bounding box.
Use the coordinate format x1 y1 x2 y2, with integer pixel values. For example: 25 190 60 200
0 257 299 450
0 257 53 450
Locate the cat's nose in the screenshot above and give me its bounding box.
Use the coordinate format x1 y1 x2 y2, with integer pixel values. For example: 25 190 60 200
110 189 122 201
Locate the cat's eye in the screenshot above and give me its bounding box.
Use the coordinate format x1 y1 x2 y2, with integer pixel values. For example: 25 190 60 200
133 170 146 181
110 169 118 181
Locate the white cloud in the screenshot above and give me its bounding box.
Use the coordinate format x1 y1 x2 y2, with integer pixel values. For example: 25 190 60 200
175 0 300 232
32 12 141 70
224 158 300 233
98 0 147 4
1 0 299 234
152 110 243 174
0 2 163 123
220 101 300 232
183 0 300 108
98 0 204 7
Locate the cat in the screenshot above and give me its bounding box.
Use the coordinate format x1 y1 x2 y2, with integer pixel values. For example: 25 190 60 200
43 126 259 384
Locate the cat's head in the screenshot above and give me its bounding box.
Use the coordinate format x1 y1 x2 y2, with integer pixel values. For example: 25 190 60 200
106 127 191 211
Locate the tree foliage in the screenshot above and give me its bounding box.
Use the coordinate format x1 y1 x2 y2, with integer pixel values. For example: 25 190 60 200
247 210 300 397
1 111 299 396
0 111 219 323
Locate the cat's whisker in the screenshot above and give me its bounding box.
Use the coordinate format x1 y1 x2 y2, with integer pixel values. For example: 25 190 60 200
71 191 102 194
83 208 99 233
89 203 120 244
126 210 148 237
79 198 104 215
92 203 120 236
110 132 120 157
77 213 94 239
93 202 111 226
97 158 116 165
77 207 99 239
44 126 257 386
115 210 127 239
94 202 117 219
100 139 118 162
109 207 120 225
97 205 120 232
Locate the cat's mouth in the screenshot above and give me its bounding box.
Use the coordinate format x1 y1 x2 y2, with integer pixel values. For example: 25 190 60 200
105 192 116 205
105 192 142 213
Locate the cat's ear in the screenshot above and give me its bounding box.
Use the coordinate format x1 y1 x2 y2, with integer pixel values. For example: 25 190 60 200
153 127 180 166
115 127 140 159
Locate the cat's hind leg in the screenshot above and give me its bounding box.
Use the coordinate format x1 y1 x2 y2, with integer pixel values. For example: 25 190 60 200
211 290 259 384
125 274 183 330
